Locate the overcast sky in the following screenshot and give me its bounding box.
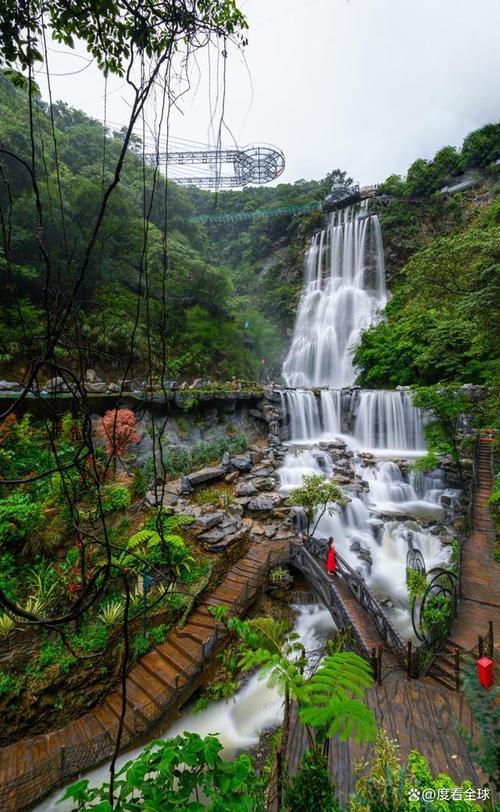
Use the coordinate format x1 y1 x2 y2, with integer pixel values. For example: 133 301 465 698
37 0 500 186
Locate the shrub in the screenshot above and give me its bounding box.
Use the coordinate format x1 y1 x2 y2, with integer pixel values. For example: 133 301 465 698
284 748 340 812
0 493 44 546
100 484 130 514
0 670 22 699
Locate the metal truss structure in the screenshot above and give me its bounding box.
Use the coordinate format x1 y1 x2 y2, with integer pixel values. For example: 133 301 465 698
324 182 361 211
145 143 285 188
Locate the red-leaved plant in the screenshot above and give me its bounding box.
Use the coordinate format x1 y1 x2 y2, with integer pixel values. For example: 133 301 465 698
97 408 139 474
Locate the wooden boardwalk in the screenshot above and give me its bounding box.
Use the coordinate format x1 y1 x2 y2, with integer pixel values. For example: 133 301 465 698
285 672 481 806
449 436 499 651
0 542 287 812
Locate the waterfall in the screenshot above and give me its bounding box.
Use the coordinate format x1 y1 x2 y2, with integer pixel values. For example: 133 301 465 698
352 390 426 453
283 201 387 388
278 200 455 642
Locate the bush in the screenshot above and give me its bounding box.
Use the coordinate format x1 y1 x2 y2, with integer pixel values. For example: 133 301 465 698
100 484 130 514
284 748 340 812
0 493 44 546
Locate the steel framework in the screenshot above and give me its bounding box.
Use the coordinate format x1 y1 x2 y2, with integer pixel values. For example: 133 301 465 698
145 143 285 188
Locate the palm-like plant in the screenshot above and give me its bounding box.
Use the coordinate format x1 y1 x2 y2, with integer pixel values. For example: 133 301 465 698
98 599 123 626
0 613 15 637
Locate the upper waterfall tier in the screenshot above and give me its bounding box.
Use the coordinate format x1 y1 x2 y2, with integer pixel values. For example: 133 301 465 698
282 201 387 388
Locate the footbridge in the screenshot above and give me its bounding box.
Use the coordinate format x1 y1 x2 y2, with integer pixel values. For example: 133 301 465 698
289 539 407 678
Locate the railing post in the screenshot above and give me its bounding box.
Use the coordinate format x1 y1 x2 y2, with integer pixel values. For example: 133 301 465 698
488 621 494 658
407 640 412 680
478 635 484 659
377 646 383 685
454 647 460 691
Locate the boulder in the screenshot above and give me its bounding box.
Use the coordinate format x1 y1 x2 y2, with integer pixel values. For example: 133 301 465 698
193 512 224 533
107 383 121 393
190 379 203 389
187 466 226 487
247 494 281 513
84 369 99 383
253 477 275 492
220 451 231 470
0 380 21 392
84 381 108 394
236 481 258 497
230 453 252 472
224 471 239 484
44 377 69 393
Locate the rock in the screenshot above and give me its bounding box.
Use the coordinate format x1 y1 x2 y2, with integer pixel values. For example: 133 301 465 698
163 381 178 390
187 466 226 487
264 525 277 538
253 477 275 492
230 453 252 472
220 451 231 469
85 369 99 383
179 381 188 390
236 481 258 497
249 447 265 464
247 494 281 513
107 383 121 393
0 380 21 392
44 376 69 393
332 473 352 485
190 379 203 389
252 465 274 478
193 512 224 533
179 475 193 495
224 471 239 483
84 381 108 393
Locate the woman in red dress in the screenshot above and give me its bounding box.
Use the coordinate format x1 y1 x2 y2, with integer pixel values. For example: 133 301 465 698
326 537 336 574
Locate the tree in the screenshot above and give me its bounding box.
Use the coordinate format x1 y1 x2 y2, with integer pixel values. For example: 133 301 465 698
459 657 500 792
97 409 139 475
214 608 376 808
0 1 248 77
411 385 470 482
290 474 348 536
461 123 500 169
432 145 461 187
405 159 435 196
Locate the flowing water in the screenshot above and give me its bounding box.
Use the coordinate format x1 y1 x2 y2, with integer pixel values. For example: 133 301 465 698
35 604 336 811
279 202 454 639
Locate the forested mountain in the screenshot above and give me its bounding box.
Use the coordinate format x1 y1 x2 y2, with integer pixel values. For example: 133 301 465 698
0 69 498 388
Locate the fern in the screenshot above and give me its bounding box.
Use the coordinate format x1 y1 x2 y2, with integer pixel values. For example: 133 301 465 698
246 616 291 655
298 653 376 745
127 529 160 550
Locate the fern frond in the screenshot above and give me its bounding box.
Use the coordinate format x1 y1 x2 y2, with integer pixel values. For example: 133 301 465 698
299 698 377 744
246 616 290 655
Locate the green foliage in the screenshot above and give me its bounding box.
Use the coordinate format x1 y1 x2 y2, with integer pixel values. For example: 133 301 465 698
284 747 340 812
354 198 499 390
63 732 260 811
461 123 500 169
99 484 131 514
406 569 428 606
290 473 348 535
459 657 500 790
421 593 453 640
411 385 470 480
406 750 482 810
298 653 376 745
350 729 406 812
0 669 22 698
0 492 44 546
97 599 123 626
351 731 484 811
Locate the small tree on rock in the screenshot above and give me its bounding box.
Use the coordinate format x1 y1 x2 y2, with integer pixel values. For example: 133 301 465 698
290 474 348 537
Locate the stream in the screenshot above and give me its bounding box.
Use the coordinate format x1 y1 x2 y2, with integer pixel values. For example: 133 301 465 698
35 603 336 811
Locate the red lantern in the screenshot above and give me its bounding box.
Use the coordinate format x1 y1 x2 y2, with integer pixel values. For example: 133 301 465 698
476 656 494 688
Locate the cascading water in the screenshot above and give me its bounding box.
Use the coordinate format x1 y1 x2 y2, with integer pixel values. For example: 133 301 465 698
279 202 455 639
352 390 426 454
283 201 386 388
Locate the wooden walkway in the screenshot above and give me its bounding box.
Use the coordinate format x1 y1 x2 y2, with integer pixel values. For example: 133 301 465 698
0 542 288 812
284 672 481 806
450 436 498 651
